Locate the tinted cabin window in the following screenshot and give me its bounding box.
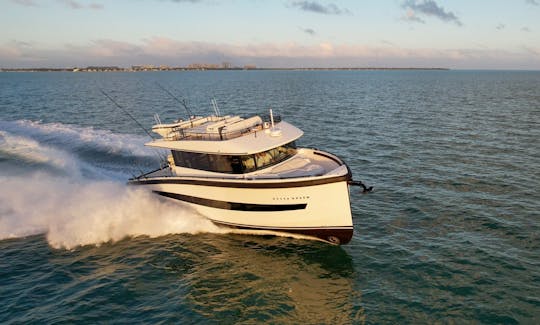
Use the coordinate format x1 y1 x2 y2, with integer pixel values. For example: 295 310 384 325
171 141 296 174
171 151 189 168
208 154 234 173
172 151 255 174
254 141 297 170
242 155 256 173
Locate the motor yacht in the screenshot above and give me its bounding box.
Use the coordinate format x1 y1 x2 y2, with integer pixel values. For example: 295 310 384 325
129 110 364 244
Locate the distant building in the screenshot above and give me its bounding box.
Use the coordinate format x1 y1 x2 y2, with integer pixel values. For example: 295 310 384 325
187 63 214 69
85 66 122 72
131 65 158 71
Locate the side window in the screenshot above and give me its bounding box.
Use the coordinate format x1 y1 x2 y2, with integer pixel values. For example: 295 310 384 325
172 151 206 170
253 141 297 170
255 151 273 168
171 145 296 173
191 153 210 171
242 155 256 173
230 156 243 173
172 150 187 167
209 155 234 173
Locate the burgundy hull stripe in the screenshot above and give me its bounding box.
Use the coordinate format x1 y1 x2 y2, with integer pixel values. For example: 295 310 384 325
154 191 307 211
212 220 354 244
129 174 350 189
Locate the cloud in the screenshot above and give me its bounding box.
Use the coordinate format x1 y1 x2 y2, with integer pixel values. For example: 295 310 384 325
0 40 48 63
523 46 540 56
301 28 316 36
381 40 396 46
525 0 538 5
403 8 425 24
521 26 531 32
11 0 103 9
11 0 38 6
89 3 103 9
93 39 144 56
57 0 103 10
496 23 505 30
2 38 540 69
402 0 462 26
59 0 83 9
290 1 351 15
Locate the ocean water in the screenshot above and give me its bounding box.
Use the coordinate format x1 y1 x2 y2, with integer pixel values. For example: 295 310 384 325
0 70 539 324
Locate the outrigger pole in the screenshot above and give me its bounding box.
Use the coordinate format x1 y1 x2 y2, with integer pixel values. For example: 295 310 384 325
99 89 155 140
154 82 194 118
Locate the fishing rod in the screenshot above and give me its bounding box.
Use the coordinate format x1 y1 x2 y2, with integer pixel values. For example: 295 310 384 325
99 89 155 140
100 88 171 169
154 82 194 117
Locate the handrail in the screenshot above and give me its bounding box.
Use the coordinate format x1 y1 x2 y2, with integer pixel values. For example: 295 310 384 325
168 122 269 141
129 165 170 180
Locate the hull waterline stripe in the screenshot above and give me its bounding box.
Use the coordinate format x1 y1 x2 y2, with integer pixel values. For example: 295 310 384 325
211 220 354 244
154 191 307 211
212 220 353 231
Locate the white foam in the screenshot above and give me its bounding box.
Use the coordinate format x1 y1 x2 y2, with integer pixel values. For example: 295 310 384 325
0 119 165 180
0 130 132 180
0 119 155 157
0 130 81 177
0 120 317 248
0 173 225 249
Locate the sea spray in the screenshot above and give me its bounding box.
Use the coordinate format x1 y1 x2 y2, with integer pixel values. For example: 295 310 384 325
0 119 153 157
0 129 134 180
0 120 314 249
0 173 226 249
0 119 166 180
0 130 82 177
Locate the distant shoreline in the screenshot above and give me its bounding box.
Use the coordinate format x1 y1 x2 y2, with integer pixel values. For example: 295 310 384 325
0 67 450 72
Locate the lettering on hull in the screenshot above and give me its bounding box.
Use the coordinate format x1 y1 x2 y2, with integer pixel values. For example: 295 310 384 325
154 191 307 211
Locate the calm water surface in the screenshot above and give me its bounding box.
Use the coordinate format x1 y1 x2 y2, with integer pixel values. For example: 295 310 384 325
0 70 539 324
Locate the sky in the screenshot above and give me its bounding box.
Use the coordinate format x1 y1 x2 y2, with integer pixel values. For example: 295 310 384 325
1 0 539 69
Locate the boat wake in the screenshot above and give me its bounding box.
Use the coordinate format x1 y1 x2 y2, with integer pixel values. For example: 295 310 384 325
0 120 227 249
0 173 319 250
0 173 227 250
0 120 320 249
0 119 152 158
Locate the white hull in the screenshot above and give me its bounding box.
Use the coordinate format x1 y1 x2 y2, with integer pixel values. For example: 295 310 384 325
130 173 354 244
131 110 362 244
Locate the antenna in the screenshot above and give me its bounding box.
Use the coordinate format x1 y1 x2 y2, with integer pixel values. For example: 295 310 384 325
99 89 154 140
211 98 221 117
269 108 275 128
154 113 162 125
154 82 193 118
